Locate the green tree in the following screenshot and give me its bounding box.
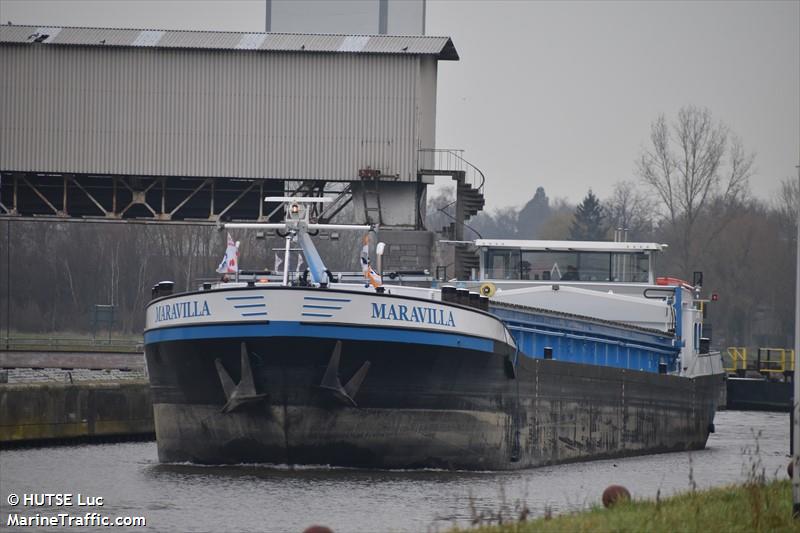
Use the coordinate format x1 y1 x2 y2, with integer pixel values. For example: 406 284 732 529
569 190 606 240
517 186 551 238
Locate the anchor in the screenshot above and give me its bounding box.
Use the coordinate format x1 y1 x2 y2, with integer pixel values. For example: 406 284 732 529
215 342 268 413
319 340 371 407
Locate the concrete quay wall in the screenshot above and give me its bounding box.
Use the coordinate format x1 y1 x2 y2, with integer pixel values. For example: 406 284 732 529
0 380 154 443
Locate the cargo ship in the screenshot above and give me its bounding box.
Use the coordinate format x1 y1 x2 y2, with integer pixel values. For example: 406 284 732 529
143 199 723 469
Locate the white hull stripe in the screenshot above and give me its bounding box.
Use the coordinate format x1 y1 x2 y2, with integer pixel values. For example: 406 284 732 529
146 288 513 346
143 322 499 353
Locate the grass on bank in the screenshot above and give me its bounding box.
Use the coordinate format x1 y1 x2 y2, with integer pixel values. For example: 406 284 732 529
453 480 800 533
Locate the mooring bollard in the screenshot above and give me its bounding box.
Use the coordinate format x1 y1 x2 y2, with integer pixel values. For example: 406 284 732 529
302 526 333 533
602 485 631 508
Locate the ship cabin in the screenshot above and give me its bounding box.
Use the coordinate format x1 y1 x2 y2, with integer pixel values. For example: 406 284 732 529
474 240 666 285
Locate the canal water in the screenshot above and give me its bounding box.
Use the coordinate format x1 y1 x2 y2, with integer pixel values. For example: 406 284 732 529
0 411 790 532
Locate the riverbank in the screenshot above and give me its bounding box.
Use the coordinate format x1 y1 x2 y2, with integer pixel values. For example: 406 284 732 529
0 380 153 443
0 345 152 444
456 479 796 532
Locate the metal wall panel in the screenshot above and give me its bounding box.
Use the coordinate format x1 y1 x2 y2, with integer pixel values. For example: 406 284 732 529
417 57 438 157
0 45 436 182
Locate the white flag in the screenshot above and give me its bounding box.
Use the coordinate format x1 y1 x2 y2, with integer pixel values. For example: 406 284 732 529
296 252 305 272
360 242 370 275
274 252 282 272
216 233 239 273
360 233 382 288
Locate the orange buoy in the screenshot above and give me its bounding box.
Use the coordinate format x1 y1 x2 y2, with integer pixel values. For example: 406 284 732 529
655 277 693 289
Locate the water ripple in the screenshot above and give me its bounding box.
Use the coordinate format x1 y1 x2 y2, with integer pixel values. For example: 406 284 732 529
0 411 789 533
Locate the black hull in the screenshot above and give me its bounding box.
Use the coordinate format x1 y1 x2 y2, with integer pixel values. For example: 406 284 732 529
145 335 721 470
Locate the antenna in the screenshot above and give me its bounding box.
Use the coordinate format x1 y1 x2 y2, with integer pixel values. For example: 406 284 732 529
793 161 800 518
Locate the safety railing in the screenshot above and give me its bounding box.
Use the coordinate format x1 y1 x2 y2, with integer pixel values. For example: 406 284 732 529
0 336 143 353
757 347 795 374
723 346 796 375
417 148 486 193
724 347 748 373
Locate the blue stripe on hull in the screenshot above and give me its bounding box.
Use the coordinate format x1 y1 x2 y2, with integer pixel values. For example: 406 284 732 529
144 322 496 353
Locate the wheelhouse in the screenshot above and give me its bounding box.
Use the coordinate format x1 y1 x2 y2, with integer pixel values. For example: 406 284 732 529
475 240 666 284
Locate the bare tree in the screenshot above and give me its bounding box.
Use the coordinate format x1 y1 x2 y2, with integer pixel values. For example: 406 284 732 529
775 175 800 240
424 187 456 236
636 105 754 275
605 180 656 241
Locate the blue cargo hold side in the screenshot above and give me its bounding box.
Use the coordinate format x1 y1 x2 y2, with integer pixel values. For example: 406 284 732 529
490 305 680 373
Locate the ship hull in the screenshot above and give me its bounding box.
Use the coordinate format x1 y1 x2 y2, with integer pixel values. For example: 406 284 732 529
146 335 720 469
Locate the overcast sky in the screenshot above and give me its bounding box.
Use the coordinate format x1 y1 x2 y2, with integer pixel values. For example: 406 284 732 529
2 0 798 209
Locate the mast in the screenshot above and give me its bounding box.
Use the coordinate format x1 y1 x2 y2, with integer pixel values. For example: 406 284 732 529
793 162 799 518
224 197 370 287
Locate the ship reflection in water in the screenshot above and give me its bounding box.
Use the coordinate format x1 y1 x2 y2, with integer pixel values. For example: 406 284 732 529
0 411 788 533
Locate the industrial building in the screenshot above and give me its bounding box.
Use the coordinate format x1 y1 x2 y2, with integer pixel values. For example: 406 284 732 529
264 0 427 35
0 24 483 275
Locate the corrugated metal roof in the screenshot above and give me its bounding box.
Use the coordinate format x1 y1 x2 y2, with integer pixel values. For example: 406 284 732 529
0 25 459 60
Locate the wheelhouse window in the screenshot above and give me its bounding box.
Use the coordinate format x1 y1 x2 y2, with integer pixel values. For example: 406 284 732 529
521 251 610 281
483 249 651 282
484 249 521 279
612 252 650 282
